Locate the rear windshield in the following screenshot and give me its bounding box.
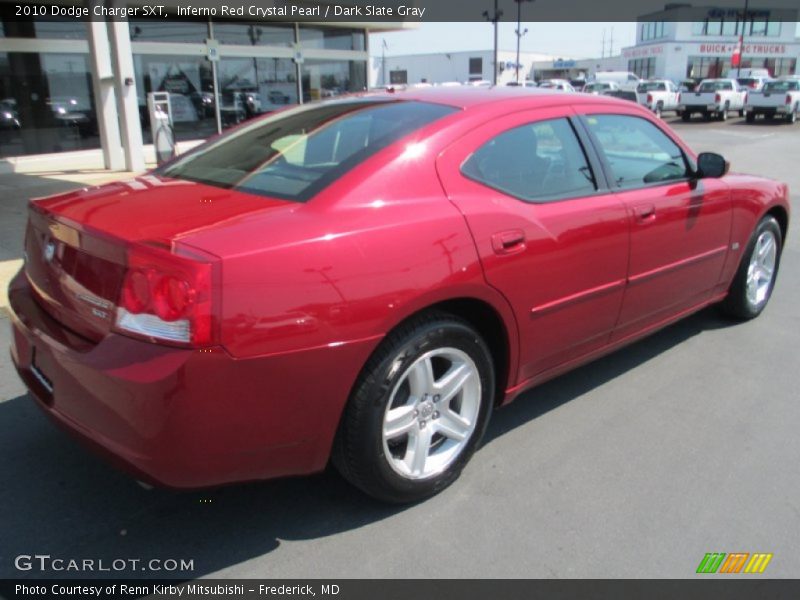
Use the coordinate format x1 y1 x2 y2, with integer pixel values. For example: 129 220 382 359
698 80 733 92
637 82 667 92
763 80 799 92
158 100 456 202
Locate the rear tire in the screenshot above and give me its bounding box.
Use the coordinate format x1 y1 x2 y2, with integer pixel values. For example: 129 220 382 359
746 112 756 123
739 109 745 117
719 104 729 121
720 216 782 320
788 109 797 124
681 111 691 122
332 312 495 503
654 103 663 119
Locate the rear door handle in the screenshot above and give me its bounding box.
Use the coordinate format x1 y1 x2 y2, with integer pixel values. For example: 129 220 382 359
491 230 526 255
633 204 656 222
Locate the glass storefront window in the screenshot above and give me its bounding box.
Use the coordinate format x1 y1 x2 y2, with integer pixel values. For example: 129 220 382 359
301 60 367 103
133 54 217 143
217 57 298 129
212 22 294 47
0 52 99 157
129 19 208 43
299 26 365 51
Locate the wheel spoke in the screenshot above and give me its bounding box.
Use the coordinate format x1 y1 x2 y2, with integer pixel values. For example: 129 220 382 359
384 405 417 439
434 361 473 407
758 236 773 260
406 357 434 397
435 409 471 442
404 426 433 476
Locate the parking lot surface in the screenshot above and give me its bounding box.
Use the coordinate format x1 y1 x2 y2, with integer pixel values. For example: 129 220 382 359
1 117 798 579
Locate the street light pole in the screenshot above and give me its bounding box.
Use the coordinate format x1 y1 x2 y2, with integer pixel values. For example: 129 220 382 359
483 0 503 85
514 0 533 84
737 0 750 78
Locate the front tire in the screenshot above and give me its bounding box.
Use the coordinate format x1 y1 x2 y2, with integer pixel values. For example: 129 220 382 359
333 312 495 503
721 216 782 320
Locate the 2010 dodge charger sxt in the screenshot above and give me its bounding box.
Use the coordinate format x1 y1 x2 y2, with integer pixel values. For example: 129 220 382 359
8 88 789 503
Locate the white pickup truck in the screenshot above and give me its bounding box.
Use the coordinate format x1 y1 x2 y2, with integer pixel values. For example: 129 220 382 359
744 78 800 124
679 78 746 121
636 80 680 118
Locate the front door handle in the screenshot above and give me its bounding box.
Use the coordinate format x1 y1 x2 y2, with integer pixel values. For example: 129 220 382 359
491 230 526 255
633 204 656 222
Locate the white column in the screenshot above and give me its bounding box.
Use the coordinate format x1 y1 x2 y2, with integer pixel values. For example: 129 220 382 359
86 17 124 170
107 18 145 172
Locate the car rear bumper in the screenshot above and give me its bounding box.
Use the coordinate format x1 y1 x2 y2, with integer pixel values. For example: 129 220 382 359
744 105 791 115
8 269 378 488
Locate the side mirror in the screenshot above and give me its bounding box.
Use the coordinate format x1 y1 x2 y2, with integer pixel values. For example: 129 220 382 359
696 152 729 179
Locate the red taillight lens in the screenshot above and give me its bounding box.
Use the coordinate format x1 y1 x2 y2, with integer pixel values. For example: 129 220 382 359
114 243 218 347
715 93 721 103
787 94 793 105
647 93 653 104
744 92 749 103
678 92 682 102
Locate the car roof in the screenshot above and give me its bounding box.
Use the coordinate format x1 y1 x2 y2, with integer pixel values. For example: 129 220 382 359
358 86 617 110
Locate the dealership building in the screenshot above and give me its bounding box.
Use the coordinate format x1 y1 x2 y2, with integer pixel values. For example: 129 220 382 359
0 2 404 171
621 4 799 81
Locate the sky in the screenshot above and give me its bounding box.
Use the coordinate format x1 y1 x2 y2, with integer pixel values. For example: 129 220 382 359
369 22 638 60
369 21 800 60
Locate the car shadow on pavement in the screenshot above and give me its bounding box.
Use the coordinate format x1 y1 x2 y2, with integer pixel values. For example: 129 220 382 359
484 306 735 443
0 307 736 579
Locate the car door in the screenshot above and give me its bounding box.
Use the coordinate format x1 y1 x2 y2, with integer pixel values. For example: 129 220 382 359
576 109 732 341
436 107 629 386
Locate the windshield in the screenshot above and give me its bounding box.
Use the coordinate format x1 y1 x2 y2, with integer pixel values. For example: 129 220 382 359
763 80 799 92
698 81 733 92
637 82 667 92
159 100 456 202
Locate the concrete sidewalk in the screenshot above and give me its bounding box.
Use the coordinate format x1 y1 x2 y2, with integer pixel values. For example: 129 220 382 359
0 169 142 313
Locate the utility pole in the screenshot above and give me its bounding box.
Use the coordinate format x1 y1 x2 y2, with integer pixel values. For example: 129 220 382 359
514 0 534 84
381 39 388 86
601 29 606 59
483 0 503 85
609 27 614 57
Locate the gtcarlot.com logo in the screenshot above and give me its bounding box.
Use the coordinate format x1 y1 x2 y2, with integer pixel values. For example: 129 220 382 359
14 554 195 573
696 552 773 574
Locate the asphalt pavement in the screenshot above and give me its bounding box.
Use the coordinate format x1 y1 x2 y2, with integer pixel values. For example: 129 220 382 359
0 117 798 579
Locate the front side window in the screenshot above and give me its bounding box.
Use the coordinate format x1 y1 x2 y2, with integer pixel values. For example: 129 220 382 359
461 118 597 203
159 100 456 202
584 114 688 189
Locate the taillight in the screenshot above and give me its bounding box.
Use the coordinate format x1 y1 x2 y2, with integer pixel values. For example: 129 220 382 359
787 94 793 105
115 243 219 347
678 92 682 102
647 93 653 104
744 92 749 104
715 93 721 103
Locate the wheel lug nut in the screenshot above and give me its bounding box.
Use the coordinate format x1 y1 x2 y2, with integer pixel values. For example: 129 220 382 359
420 420 427 428
413 409 419 416
433 394 441 403
433 411 439 419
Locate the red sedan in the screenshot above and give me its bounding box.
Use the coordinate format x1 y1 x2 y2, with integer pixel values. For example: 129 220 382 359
8 88 789 502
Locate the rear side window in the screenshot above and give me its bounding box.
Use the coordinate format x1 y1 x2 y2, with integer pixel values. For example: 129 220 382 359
461 118 597 203
584 114 688 188
159 100 456 202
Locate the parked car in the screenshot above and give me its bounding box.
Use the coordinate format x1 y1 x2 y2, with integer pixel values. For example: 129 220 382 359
636 79 681 117
592 71 641 91
582 81 620 95
736 76 771 92
744 77 800 124
8 89 789 503
679 78 746 121
537 79 576 92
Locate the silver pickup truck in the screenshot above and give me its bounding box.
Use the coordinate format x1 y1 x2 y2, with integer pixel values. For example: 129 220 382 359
744 78 800 124
679 78 746 121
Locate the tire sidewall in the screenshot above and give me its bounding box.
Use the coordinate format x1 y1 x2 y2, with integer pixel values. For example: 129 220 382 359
349 319 495 502
732 216 782 318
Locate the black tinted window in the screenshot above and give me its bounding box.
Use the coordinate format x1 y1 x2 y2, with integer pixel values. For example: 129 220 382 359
462 118 597 202
584 114 688 188
159 100 456 201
